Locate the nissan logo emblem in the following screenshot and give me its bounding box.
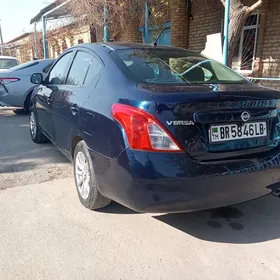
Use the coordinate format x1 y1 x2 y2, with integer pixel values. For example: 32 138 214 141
241 111 250 122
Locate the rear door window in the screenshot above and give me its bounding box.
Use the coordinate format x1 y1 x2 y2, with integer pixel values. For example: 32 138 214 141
84 57 102 85
48 52 73 85
66 51 102 86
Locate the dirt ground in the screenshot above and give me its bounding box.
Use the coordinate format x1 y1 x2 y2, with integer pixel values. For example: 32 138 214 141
0 108 72 189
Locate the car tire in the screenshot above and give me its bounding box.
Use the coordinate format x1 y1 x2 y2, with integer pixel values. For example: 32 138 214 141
74 140 111 210
13 109 26 115
29 107 48 143
24 93 32 114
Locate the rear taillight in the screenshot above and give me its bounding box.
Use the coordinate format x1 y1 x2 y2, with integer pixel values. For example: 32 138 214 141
112 104 183 152
0 78 20 84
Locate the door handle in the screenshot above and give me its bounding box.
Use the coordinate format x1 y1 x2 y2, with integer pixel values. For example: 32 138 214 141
70 104 79 115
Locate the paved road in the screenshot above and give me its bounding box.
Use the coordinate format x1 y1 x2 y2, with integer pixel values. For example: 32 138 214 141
1 179 280 280
0 108 72 189
0 108 280 280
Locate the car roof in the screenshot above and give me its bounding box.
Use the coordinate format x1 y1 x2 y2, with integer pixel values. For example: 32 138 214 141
0 55 18 60
102 42 185 51
76 42 191 52
36 58 55 63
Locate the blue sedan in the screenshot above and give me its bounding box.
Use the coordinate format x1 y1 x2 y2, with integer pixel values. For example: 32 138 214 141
29 43 280 213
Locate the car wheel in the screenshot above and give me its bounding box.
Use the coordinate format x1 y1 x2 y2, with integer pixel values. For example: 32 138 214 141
29 107 48 143
74 140 111 210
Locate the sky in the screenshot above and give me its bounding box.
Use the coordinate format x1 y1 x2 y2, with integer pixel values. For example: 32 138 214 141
0 0 55 43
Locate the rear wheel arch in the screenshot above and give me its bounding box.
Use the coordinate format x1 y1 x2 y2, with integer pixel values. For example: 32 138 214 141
71 136 83 158
24 90 34 111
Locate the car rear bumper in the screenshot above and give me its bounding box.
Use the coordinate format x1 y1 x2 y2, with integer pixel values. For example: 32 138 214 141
89 148 280 213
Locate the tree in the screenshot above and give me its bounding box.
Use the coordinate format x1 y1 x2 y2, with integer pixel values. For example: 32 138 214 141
68 0 169 41
68 0 140 39
220 0 262 66
68 0 262 67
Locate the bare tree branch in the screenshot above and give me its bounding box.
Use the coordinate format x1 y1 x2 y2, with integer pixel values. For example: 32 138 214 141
220 0 226 7
248 0 262 13
218 0 263 66
68 0 169 40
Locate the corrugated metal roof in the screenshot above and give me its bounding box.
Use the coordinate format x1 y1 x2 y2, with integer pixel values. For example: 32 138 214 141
30 0 70 24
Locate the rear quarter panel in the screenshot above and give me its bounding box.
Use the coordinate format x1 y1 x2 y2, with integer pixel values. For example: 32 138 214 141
78 52 156 159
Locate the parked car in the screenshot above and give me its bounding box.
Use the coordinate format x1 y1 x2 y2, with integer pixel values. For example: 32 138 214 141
0 56 19 70
0 59 55 112
29 43 280 213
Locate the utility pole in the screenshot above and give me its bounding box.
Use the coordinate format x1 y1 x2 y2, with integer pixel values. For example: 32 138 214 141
144 0 149 44
0 20 4 55
104 0 109 42
223 0 230 65
34 23 38 59
42 15 48 59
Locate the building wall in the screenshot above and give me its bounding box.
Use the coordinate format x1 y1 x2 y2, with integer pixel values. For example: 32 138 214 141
170 0 188 48
180 0 280 90
187 0 256 52
48 25 91 58
72 25 91 45
188 0 223 52
120 18 142 42
7 35 34 63
256 0 280 89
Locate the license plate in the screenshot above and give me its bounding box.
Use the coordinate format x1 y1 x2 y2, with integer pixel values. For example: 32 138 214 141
210 122 267 143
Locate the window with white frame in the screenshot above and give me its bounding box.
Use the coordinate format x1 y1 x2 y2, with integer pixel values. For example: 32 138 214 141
231 13 260 73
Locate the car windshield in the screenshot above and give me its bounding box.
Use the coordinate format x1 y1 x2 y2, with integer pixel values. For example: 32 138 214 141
0 58 19 69
114 48 248 85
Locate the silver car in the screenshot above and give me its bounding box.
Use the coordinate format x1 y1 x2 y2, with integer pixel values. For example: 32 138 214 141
0 59 55 112
0 56 19 70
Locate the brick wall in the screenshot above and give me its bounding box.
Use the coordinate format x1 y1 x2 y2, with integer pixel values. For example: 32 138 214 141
120 18 142 43
188 0 223 52
257 0 280 89
187 0 258 52
170 0 188 48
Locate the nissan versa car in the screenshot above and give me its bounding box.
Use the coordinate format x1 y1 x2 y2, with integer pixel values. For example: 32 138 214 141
29 43 280 213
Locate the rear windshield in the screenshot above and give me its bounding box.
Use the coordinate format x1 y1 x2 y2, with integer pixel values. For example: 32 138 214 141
10 61 39 71
0 58 19 69
113 49 248 84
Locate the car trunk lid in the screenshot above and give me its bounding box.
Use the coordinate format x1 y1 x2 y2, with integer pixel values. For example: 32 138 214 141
139 83 280 161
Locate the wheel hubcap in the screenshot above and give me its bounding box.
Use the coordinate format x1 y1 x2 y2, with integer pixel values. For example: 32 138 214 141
75 151 90 200
30 112 37 137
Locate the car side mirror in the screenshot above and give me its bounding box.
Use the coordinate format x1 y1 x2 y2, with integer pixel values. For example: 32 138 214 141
31 73 43 84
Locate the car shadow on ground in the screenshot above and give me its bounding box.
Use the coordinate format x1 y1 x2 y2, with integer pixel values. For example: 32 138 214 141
0 109 69 174
97 202 139 215
154 194 280 244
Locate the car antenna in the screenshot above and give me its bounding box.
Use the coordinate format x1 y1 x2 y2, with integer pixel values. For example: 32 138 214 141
153 26 171 47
